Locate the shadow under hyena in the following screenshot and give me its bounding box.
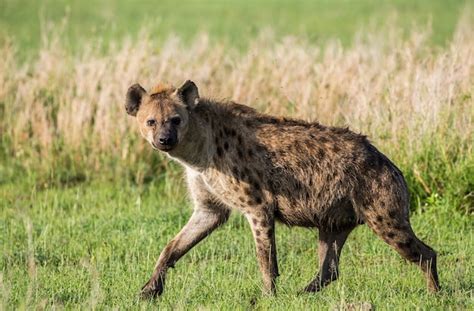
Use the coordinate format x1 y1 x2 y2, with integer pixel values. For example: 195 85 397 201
124 80 440 298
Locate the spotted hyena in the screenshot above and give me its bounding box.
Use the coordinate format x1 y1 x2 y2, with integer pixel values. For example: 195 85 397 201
125 80 440 298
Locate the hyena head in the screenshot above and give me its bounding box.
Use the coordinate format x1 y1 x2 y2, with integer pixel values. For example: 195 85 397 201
125 80 199 152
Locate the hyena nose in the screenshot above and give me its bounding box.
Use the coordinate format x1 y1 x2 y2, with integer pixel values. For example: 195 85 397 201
159 137 171 145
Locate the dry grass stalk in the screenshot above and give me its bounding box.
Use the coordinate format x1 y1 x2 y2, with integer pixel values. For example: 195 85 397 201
0 13 472 176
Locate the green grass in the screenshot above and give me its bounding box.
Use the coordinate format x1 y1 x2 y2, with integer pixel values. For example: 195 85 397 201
1 178 473 310
0 0 468 57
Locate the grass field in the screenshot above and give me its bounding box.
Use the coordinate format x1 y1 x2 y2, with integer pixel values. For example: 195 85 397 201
0 0 469 56
1 180 472 309
1 0 473 310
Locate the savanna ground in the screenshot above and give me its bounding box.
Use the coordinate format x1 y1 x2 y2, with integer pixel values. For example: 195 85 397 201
1 0 473 309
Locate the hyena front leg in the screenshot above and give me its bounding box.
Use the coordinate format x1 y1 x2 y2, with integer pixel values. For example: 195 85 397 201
245 212 279 295
140 206 230 299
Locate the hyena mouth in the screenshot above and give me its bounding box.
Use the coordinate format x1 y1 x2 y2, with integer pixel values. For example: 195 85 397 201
151 141 175 152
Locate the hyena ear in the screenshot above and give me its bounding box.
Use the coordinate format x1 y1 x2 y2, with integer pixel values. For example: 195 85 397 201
125 83 147 116
176 80 199 109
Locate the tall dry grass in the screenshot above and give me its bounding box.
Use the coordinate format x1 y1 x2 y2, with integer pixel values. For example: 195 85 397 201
0 14 472 211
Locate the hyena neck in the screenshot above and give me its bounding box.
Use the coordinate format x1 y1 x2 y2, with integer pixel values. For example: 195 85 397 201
168 111 212 170
169 99 247 172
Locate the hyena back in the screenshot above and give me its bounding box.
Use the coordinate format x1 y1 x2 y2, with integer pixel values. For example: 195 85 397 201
125 80 440 298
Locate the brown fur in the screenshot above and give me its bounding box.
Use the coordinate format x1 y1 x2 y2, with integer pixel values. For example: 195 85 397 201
125 80 440 299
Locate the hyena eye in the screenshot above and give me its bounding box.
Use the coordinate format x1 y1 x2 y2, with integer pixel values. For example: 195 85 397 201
146 119 156 127
171 116 181 126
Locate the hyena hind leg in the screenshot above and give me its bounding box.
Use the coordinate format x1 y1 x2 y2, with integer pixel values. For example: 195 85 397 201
301 226 355 293
365 211 440 292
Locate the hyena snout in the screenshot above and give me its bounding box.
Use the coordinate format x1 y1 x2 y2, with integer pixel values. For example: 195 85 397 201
159 135 176 146
154 124 178 151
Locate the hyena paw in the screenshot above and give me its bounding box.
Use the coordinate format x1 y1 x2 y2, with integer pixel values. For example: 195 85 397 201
139 279 163 300
297 280 323 294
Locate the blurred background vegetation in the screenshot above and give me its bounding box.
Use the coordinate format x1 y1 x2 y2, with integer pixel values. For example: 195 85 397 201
0 0 468 55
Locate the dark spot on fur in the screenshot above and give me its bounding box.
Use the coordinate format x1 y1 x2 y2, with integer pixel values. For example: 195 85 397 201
250 178 261 191
247 148 254 157
364 194 375 206
230 129 237 136
216 147 223 157
386 231 396 239
237 135 243 145
242 167 251 180
255 196 263 205
296 158 308 168
203 199 213 206
252 218 258 225
255 145 266 153
255 230 261 236
258 245 267 253
397 237 413 249
376 215 384 223
237 148 244 158
319 136 329 143
232 166 240 177
224 141 229 151
304 191 310 200
388 210 397 219
317 148 325 159
239 196 246 203
394 223 406 231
